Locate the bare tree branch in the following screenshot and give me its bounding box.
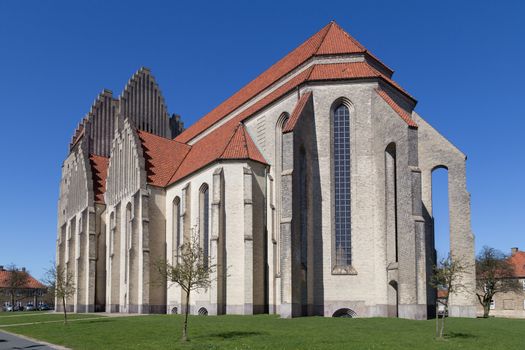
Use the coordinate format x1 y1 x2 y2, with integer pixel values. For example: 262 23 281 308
156 226 217 342
475 246 521 318
430 254 469 338
45 262 75 324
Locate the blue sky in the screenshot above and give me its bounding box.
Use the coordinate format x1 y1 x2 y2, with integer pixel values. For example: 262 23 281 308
0 0 523 280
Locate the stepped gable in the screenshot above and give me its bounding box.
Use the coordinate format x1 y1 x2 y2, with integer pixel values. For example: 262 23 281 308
89 154 109 204
70 89 116 156
120 67 171 138
176 21 405 144
137 130 191 187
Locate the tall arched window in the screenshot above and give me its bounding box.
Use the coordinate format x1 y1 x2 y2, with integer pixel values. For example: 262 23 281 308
385 143 398 263
199 184 210 267
172 197 181 263
333 103 351 268
274 113 289 276
125 202 132 283
109 212 115 256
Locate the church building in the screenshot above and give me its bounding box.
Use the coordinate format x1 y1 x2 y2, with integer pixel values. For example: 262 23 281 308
56 22 477 319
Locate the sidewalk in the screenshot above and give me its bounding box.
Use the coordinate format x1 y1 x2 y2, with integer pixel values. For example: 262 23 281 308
0 330 68 350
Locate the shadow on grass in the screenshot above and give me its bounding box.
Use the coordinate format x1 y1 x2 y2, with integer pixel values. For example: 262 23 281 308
83 319 116 324
207 331 265 340
447 332 477 339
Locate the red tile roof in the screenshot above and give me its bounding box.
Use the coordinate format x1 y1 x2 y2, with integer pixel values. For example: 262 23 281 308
509 251 525 278
283 91 312 133
89 155 109 203
169 122 267 185
90 23 418 189
168 59 417 182
375 88 418 128
0 270 46 290
437 289 448 298
137 130 191 187
176 21 403 144
220 124 267 163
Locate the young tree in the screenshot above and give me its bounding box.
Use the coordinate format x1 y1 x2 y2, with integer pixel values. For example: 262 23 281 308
2 264 29 311
475 246 521 318
157 229 216 342
45 263 75 324
430 254 469 339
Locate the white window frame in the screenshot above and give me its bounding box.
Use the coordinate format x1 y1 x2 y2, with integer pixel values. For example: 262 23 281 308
490 299 495 310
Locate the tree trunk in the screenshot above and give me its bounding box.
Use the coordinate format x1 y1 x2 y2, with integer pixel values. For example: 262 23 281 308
440 306 446 338
483 302 490 318
62 295 67 325
10 292 15 311
182 290 190 342
435 304 439 338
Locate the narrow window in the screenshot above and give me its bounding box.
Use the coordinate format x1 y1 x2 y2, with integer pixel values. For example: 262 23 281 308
109 212 115 256
274 113 289 275
172 197 181 263
125 203 132 283
385 143 398 263
333 103 351 267
199 184 209 267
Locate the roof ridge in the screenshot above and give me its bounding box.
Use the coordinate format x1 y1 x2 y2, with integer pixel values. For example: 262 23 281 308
218 123 243 159
240 124 250 158
283 91 312 133
313 21 336 55
374 87 417 128
335 22 366 51
166 143 192 186
138 128 188 146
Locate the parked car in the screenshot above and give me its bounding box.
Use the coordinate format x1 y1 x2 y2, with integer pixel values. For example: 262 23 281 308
25 303 35 311
5 305 13 312
38 303 51 311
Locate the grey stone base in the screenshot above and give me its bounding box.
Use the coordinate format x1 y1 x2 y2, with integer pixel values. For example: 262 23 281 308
225 304 254 315
108 304 120 313
279 302 302 318
94 304 106 312
323 300 366 317
148 304 167 314
449 305 476 318
105 304 167 314
74 304 96 313
398 304 427 320
367 304 390 317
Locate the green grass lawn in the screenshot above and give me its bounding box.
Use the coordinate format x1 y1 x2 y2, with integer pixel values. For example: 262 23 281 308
1 314 524 350
0 312 102 326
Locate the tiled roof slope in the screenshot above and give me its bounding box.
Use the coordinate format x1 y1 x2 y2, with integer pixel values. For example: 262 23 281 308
0 270 46 289
283 91 312 133
89 155 109 203
375 89 418 128
168 60 417 183
509 251 525 277
170 122 266 185
176 21 398 144
220 124 267 163
137 130 191 187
